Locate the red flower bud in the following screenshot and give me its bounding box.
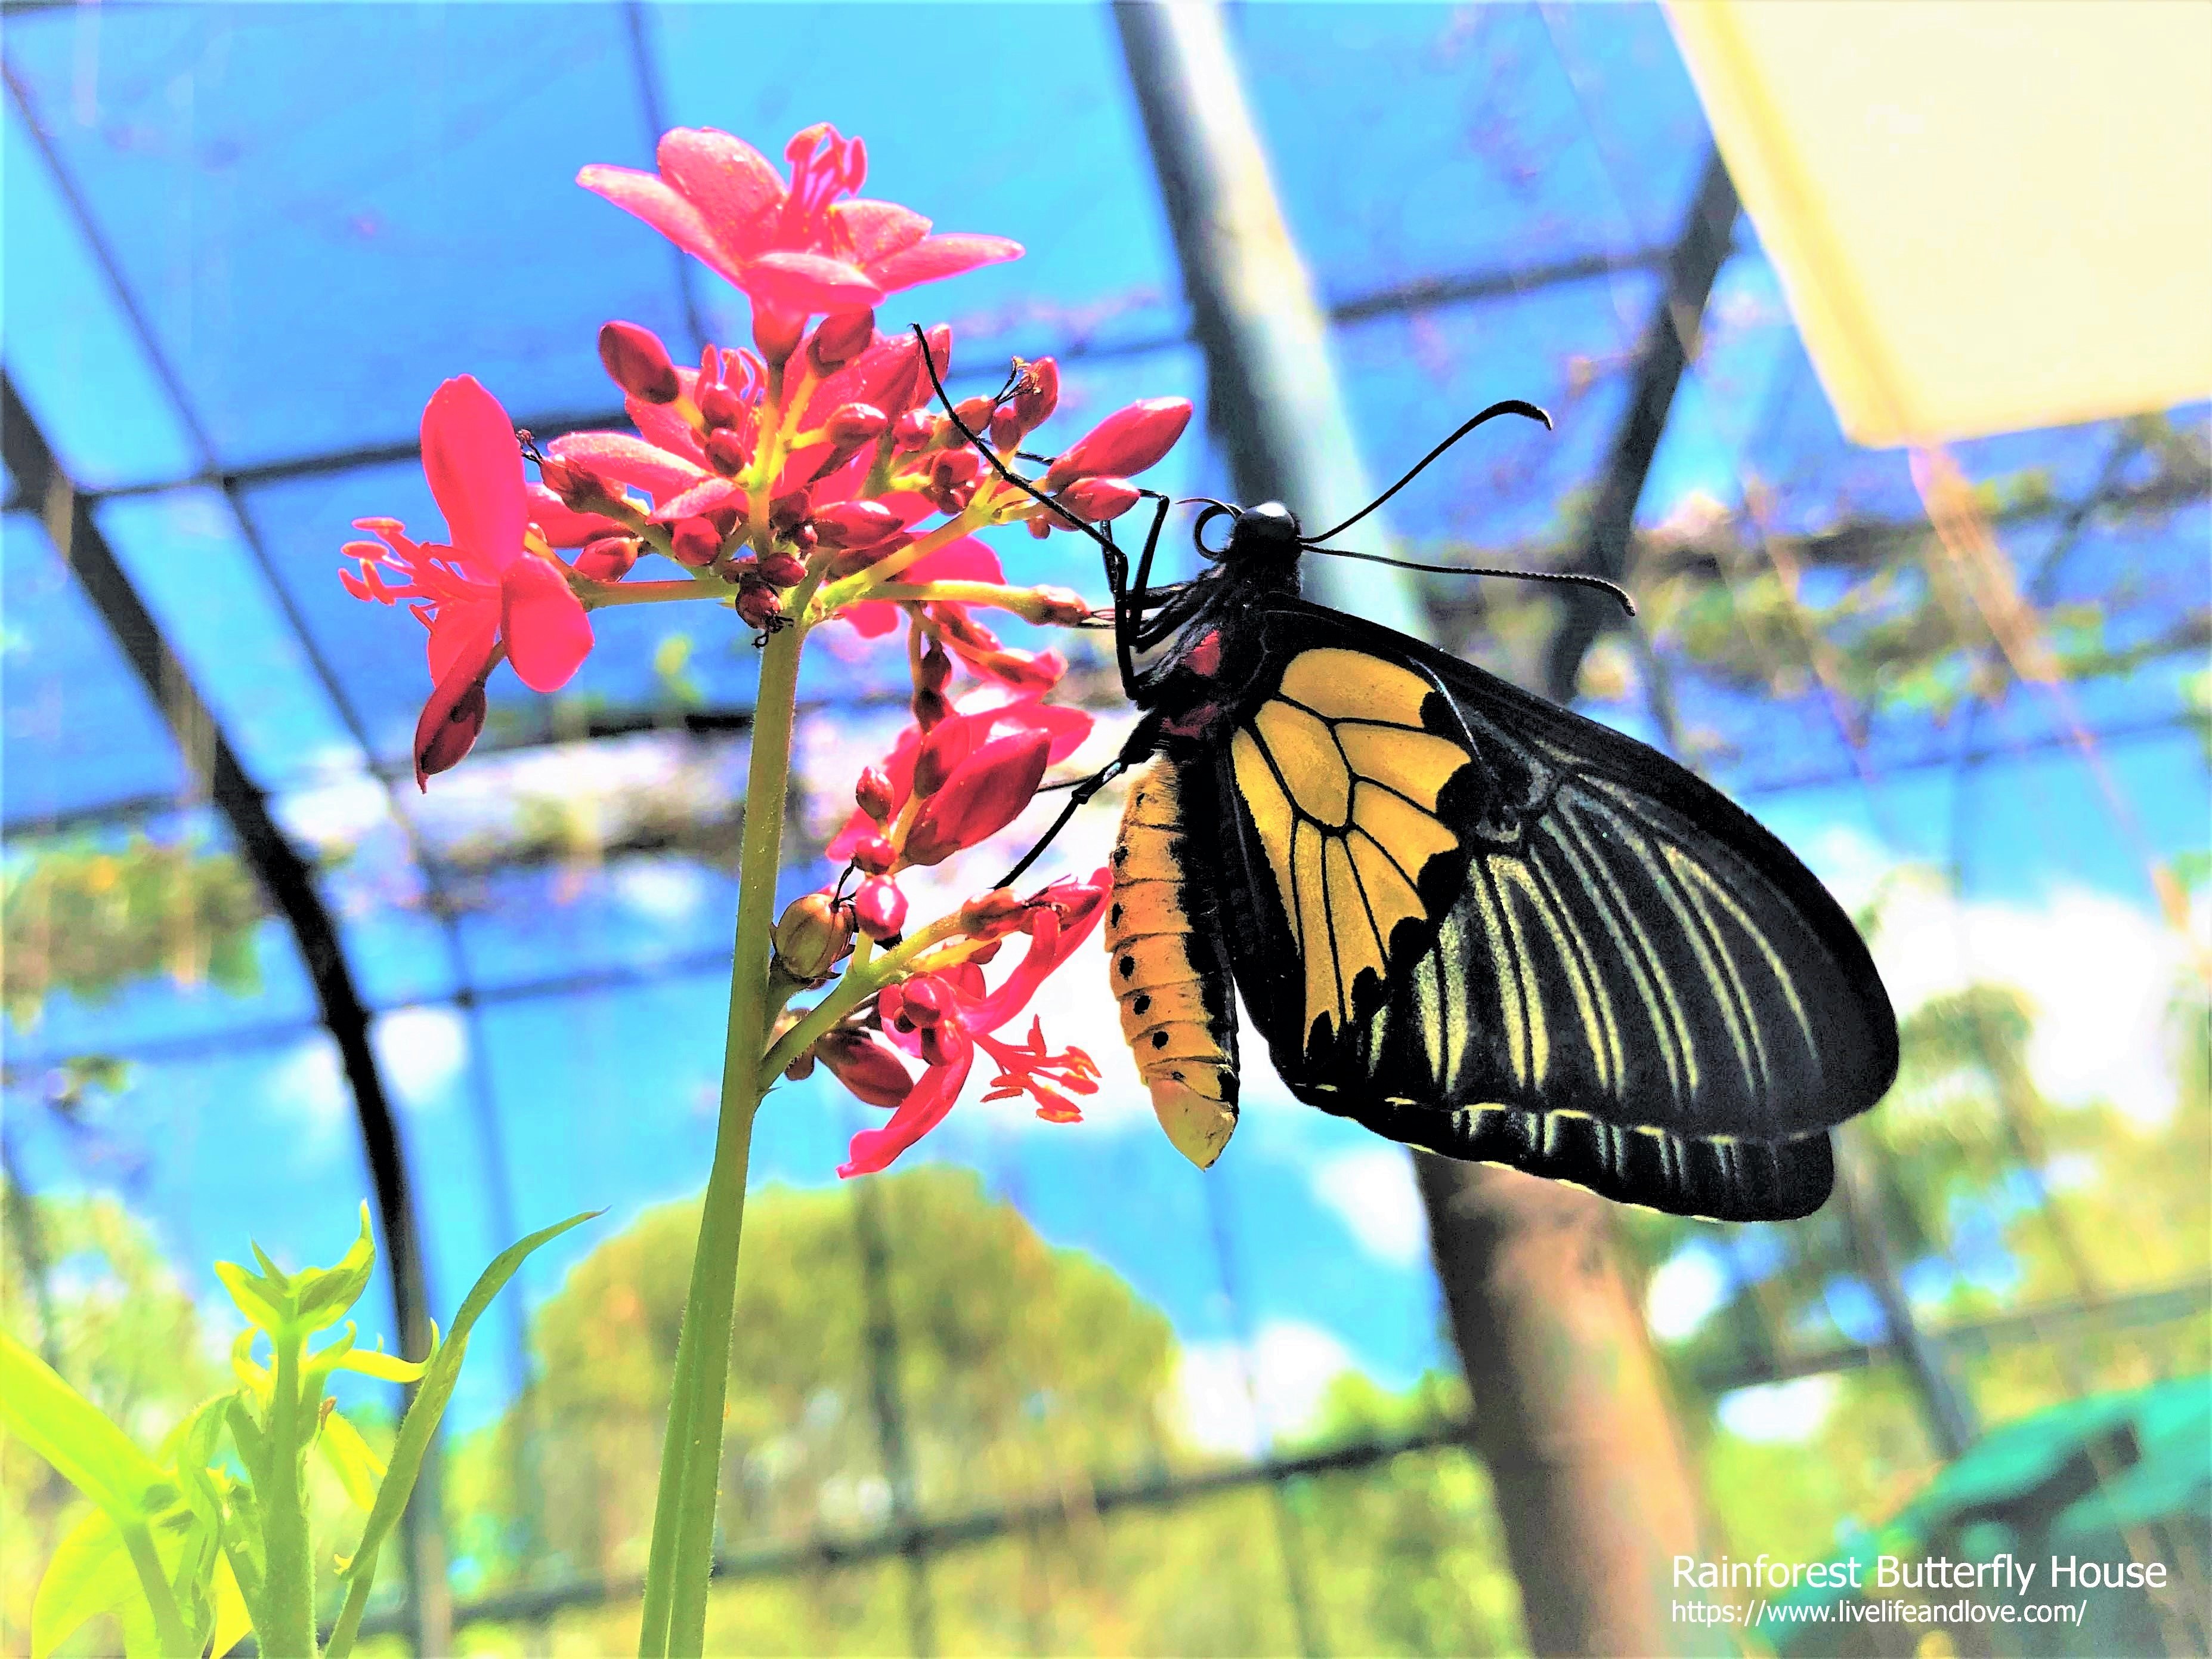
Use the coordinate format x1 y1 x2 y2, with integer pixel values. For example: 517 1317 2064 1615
918 1020 972 1070
952 394 997 438
737 581 783 631
871 324 952 418
958 888 1029 938
852 835 898 875
539 456 610 510
598 320 681 403
1014 357 1059 432
769 492 812 533
911 685 950 729
901 728 1051 866
1030 586 1092 626
931 447 981 487
892 409 933 452
704 429 748 475
1057 475 1141 522
1043 397 1193 488
918 642 954 694
573 534 640 582
670 517 721 567
753 304 806 368
855 764 896 821
697 384 745 431
913 713 978 797
812 499 903 548
825 403 889 445
417 678 487 782
895 973 951 1028
706 505 743 537
818 1029 914 1108
809 308 877 373
758 548 807 588
854 875 908 941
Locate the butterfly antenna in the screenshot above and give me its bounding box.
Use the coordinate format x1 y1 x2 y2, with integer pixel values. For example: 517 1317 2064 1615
910 325 1115 555
1300 543 1636 616
1301 398 1551 545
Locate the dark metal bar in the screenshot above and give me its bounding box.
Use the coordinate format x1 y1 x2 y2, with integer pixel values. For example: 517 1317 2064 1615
1 372 447 1629
1542 146 1740 702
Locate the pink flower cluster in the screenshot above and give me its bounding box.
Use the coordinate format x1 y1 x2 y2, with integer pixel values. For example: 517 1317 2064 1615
341 121 1195 1172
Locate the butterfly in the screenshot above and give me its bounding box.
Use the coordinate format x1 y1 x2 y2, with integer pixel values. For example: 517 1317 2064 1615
924 345 1899 1221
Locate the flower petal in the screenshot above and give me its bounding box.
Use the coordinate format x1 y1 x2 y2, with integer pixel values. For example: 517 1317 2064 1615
500 557 593 693
423 589 500 696
837 1046 974 1177
866 233 1024 294
657 127 785 260
524 483 624 549
831 197 930 265
627 393 709 467
578 163 744 285
651 476 748 523
547 431 709 504
422 377 526 571
412 643 496 789
742 249 883 315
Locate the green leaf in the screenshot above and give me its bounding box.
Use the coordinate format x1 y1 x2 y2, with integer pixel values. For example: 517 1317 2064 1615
32 1507 137 1659
323 1209 598 1659
318 1409 386 1511
0 1326 168 1520
292 1205 377 1331
224 1397 270 1488
214 1260 289 1336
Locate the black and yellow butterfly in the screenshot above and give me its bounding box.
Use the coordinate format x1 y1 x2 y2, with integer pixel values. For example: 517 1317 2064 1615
926 347 1898 1221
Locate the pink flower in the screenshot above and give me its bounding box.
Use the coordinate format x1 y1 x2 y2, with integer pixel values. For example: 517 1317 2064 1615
1042 398 1193 489
578 124 1022 317
825 686 1093 862
837 870 1111 1176
341 376 593 786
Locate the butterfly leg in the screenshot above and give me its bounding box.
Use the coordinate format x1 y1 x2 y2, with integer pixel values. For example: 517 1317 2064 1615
992 712 1164 891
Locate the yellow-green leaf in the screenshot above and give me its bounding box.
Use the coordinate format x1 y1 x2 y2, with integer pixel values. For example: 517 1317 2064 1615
334 1344 428 1384
0 1327 168 1520
31 1507 135 1659
230 1331 271 1397
213 1261 287 1335
318 1409 386 1510
208 1549 251 1658
292 1204 378 1331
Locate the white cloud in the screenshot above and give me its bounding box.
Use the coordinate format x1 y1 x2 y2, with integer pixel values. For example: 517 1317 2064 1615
264 1036 348 1164
1310 1147 1428 1265
1799 830 2204 1126
1173 1320 1356 1458
372 1005 469 1107
612 858 709 925
1716 1374 1840 1443
1647 1241 1730 1342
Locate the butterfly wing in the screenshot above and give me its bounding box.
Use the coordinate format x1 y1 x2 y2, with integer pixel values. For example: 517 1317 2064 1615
1189 596 1897 1219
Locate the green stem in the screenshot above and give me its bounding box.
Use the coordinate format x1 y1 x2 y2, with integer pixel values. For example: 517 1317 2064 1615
757 912 972 1081
581 576 727 610
637 604 807 1658
117 1517 193 1659
262 1329 318 1657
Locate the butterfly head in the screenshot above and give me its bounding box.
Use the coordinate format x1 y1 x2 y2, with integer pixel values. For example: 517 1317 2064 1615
1193 499 1304 577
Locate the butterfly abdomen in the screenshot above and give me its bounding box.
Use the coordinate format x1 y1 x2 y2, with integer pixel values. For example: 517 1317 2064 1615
1105 761 1241 1168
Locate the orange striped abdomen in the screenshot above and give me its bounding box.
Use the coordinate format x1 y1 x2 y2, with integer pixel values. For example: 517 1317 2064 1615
1104 761 1240 1167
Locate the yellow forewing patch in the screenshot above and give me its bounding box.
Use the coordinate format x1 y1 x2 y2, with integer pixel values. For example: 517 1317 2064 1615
1294 819 1338 1040
1279 647 1434 726
1255 700 1351 827
1232 727 1298 928
1338 723 1467 810
1325 835 1387 1000
1352 781 1458 878
1348 827 1427 947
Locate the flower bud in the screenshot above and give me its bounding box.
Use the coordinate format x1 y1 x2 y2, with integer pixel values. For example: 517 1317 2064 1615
753 304 806 368
1028 585 1091 626
416 678 487 783
812 499 903 548
894 973 951 1028
1043 397 1193 488
913 713 977 797
706 505 743 538
827 533 912 581
901 728 1051 866
758 548 808 588
958 888 1029 938
854 875 908 941
598 320 681 403
825 403 890 446
911 685 949 729
573 534 640 582
871 324 951 418
818 1028 914 1108
737 580 783 631
1057 475 1141 522
1014 357 1059 432
918 1020 972 1070
697 384 745 431
852 835 898 875
704 429 748 475
772 892 856 984
918 642 953 694
952 394 997 437
809 308 876 373
892 409 933 452
856 765 896 821
539 455 610 511
670 516 722 567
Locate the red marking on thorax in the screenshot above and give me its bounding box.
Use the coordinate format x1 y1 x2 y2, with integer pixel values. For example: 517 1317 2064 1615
1186 629 1223 678
1162 703 1220 739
